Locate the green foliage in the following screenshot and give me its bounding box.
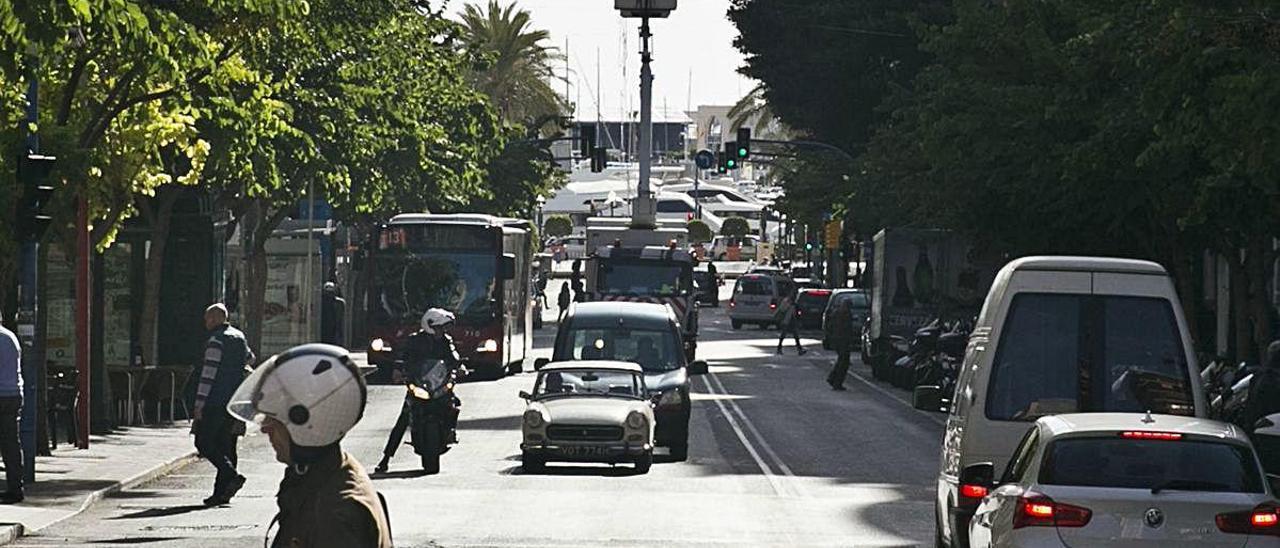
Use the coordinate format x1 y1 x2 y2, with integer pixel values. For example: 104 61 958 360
721 217 751 238
466 129 565 218
687 219 713 244
543 214 572 238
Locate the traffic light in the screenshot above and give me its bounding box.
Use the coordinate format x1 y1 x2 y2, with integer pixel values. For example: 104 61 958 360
723 142 738 170
17 153 57 242
736 127 751 159
805 242 814 252
715 151 727 174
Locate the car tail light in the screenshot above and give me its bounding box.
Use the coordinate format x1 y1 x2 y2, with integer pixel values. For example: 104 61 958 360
1013 493 1092 529
811 290 831 296
769 300 777 310
1120 431 1183 441
960 484 989 501
1217 504 1280 536
729 300 735 308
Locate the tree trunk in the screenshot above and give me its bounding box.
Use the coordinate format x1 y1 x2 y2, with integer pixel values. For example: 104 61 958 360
137 189 181 366
1247 238 1274 363
1230 249 1250 363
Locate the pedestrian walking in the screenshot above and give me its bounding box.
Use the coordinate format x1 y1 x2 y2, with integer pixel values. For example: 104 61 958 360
0 308 24 504
321 282 347 347
227 344 392 548
775 290 806 355
571 259 587 302
193 303 255 506
557 284 572 321
826 300 854 391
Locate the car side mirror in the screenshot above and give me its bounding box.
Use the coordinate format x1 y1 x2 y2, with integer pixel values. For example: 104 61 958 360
500 254 517 279
1256 416 1277 431
913 385 947 413
960 462 996 493
519 390 533 401
534 358 550 371
689 360 709 375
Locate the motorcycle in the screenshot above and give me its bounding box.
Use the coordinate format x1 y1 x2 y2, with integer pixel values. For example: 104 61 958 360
401 358 462 474
890 319 942 389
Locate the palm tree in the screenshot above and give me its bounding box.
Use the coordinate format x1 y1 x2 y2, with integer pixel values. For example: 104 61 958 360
459 1 566 130
728 83 788 138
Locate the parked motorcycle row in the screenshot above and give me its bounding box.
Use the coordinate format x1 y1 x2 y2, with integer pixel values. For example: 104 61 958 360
871 316 973 399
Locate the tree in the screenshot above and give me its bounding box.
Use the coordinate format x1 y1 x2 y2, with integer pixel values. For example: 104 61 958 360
687 219 713 244
458 1 565 130
543 214 572 238
721 217 751 238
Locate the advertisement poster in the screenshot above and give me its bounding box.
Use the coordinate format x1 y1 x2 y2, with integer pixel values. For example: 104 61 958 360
259 240 322 357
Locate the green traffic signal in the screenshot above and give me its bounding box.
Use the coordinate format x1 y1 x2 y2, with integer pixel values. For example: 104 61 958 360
737 146 748 159
726 158 737 169
805 243 814 251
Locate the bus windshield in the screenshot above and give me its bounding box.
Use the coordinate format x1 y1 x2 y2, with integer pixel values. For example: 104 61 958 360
598 260 688 297
373 251 495 324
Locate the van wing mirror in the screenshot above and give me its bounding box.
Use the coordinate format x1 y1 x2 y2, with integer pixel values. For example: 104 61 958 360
913 385 947 413
519 390 533 401
960 462 996 490
689 360 709 375
533 358 550 371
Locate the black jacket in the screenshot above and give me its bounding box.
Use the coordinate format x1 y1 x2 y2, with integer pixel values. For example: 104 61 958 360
398 331 462 372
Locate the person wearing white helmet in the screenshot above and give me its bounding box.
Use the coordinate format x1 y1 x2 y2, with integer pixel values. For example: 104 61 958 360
374 308 465 474
227 343 391 548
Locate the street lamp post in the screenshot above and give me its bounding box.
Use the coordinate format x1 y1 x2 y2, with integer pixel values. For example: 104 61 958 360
616 0 675 230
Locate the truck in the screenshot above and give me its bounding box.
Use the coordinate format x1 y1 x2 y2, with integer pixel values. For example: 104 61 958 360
866 228 1001 368
583 218 699 360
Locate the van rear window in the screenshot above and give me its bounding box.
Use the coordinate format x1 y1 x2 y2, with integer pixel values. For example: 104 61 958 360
985 293 1194 421
1040 437 1262 493
737 278 772 295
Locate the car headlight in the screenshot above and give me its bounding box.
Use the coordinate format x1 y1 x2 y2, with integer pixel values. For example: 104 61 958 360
657 390 685 408
477 339 499 353
370 338 389 352
523 410 545 429
626 411 647 429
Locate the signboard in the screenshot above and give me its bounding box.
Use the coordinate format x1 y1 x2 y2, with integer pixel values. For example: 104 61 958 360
615 0 676 17
694 150 715 170
824 221 841 249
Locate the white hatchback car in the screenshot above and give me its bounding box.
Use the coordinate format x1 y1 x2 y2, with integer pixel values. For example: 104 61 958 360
519 361 656 474
967 412 1280 548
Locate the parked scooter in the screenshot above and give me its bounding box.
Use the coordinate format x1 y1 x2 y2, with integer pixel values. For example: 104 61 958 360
401 358 462 474
890 319 942 389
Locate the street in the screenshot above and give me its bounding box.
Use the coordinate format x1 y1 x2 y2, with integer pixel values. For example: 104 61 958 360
11 286 944 547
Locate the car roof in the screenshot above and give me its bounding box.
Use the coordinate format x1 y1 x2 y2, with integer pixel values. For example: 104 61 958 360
540 360 643 373
1007 256 1167 276
568 301 674 329
1038 413 1246 443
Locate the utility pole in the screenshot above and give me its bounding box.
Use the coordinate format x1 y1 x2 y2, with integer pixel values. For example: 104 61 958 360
632 15 655 228
19 49 41 479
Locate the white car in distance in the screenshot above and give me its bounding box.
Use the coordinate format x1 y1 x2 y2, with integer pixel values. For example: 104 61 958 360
520 361 657 474
967 412 1280 548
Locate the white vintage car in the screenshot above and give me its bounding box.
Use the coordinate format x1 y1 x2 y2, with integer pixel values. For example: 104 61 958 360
520 361 656 473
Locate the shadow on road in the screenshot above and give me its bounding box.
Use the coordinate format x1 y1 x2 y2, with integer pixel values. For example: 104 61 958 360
370 469 432 480
108 504 215 520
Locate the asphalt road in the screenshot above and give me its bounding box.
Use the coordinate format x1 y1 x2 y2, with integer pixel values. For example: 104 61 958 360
13 284 946 547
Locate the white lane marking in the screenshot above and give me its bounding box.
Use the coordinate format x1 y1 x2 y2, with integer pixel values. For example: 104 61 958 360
698 375 792 498
706 370 804 499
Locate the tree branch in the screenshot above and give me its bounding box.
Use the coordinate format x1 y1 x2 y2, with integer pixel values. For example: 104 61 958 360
80 65 141 147
57 49 95 126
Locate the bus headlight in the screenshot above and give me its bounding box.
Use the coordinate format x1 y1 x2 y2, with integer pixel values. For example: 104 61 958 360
370 338 389 352
477 339 499 353
626 411 647 430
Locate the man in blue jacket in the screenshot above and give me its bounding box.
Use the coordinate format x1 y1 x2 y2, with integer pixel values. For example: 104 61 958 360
193 303 255 506
0 307 23 504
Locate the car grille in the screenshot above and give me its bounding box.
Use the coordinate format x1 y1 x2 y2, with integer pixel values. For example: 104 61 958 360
546 424 624 442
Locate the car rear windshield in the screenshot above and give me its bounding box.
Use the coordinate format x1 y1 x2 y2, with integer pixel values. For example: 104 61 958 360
1040 437 1263 493
736 278 772 295
798 292 830 307
833 292 870 309
985 293 1194 421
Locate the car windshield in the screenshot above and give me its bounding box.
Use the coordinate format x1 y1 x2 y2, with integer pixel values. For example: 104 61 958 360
736 278 772 295
563 327 681 372
533 370 644 399
597 260 688 297
1040 437 1263 493
985 293 1195 421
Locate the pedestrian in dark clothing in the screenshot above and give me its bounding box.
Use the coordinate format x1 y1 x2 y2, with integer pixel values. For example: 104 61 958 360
557 284 572 321
571 259 587 302
775 291 806 355
826 300 854 391
321 282 347 347
0 308 24 504
193 303 255 506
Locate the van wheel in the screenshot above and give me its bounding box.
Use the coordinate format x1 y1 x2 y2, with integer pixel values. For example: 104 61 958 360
731 320 742 330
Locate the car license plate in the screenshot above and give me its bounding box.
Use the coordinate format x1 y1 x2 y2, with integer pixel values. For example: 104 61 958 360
562 446 605 457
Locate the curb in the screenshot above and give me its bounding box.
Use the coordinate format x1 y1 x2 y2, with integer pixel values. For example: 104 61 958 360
0 450 200 546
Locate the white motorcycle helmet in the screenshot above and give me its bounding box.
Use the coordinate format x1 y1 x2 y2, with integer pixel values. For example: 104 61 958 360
422 308 456 336
227 344 367 448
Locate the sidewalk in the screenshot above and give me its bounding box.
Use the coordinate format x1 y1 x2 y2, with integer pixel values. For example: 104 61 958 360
0 424 198 545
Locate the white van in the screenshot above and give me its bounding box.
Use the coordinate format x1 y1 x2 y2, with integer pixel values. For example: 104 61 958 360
918 257 1207 548
728 273 795 330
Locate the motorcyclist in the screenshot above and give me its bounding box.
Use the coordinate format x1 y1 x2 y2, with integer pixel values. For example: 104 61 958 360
226 343 392 548
374 308 466 474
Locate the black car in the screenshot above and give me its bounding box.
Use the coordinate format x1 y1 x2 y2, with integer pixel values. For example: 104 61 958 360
794 289 832 329
822 289 871 350
539 301 708 461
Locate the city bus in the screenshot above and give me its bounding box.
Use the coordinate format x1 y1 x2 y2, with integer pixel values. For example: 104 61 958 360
364 214 532 379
